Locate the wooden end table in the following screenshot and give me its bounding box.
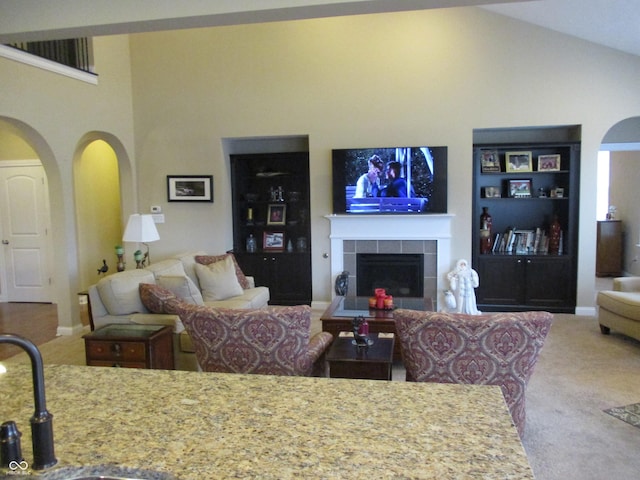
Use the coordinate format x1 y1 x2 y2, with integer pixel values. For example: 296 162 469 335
83 324 174 370
326 332 395 380
320 296 434 361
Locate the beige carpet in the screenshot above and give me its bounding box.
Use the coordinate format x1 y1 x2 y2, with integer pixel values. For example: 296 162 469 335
3 313 640 480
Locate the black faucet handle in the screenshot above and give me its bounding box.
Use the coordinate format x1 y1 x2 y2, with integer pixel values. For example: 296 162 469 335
0 420 23 467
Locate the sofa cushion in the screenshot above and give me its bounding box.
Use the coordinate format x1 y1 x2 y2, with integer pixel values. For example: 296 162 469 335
96 269 155 316
139 283 180 314
597 291 640 321
195 253 251 289
204 287 270 309
146 258 186 278
157 275 204 305
195 257 244 301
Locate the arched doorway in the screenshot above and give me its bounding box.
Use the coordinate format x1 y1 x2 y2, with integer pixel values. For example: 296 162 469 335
599 116 640 277
0 120 56 303
74 139 123 289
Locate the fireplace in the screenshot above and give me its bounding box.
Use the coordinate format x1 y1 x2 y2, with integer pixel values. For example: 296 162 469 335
356 253 424 297
326 213 454 310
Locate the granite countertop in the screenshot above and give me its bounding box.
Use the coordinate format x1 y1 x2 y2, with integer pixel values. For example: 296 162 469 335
0 364 533 479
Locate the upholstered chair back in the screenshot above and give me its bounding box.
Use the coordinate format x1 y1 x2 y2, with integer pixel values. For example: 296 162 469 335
139 282 332 376
394 309 553 437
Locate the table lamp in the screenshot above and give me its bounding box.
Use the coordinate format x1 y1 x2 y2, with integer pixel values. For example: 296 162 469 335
122 214 160 268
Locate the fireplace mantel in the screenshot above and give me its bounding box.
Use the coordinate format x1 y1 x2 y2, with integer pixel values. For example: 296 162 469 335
325 214 454 308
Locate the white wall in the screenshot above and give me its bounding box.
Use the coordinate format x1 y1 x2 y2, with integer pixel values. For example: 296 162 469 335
128 7 640 311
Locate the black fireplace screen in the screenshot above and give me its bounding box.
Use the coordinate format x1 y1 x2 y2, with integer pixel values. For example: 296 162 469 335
356 253 424 297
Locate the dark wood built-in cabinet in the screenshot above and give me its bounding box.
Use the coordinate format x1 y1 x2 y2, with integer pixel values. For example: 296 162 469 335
596 220 623 277
230 152 312 305
472 141 580 313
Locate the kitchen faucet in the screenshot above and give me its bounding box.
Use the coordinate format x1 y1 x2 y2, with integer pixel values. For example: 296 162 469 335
0 334 57 470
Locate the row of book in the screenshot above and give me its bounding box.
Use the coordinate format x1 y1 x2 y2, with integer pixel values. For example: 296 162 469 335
490 227 563 254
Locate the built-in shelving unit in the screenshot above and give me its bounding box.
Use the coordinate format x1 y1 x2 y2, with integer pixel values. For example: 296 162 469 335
230 152 312 305
472 132 580 313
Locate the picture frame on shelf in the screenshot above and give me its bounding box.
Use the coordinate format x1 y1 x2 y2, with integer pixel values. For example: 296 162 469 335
263 231 285 251
537 154 561 171
550 187 565 198
480 150 501 173
482 186 502 198
167 175 213 202
505 151 533 173
267 204 286 225
508 179 532 198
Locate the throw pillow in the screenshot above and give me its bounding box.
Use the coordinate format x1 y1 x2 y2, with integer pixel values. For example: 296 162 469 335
195 253 250 290
195 256 244 301
156 275 204 305
139 283 179 313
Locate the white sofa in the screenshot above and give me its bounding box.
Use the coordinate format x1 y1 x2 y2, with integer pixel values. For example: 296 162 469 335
87 251 270 370
597 277 640 342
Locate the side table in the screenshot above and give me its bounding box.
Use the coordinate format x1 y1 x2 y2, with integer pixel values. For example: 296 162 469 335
83 324 174 370
326 332 395 381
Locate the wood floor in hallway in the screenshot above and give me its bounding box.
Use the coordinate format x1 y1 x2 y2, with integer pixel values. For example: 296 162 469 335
0 302 90 360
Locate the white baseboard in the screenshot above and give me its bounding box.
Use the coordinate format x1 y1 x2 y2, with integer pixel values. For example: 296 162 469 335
56 324 87 336
575 306 596 317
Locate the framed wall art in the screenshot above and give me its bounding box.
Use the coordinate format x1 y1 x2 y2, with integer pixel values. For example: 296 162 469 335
263 231 285 251
267 204 286 225
537 154 561 171
167 175 213 202
505 152 533 173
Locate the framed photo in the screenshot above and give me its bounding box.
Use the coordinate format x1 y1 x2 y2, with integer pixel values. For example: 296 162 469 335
167 175 213 202
267 204 286 225
263 231 285 251
480 150 501 173
505 151 533 173
508 179 532 198
537 154 561 171
483 186 502 198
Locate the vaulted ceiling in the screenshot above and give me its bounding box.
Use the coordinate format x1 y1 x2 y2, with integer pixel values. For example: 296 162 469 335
0 0 638 57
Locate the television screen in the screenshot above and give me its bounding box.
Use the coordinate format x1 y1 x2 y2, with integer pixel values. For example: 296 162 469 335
332 146 448 214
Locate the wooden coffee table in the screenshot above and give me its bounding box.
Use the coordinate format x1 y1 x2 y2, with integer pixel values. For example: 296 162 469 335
321 296 434 361
326 332 395 380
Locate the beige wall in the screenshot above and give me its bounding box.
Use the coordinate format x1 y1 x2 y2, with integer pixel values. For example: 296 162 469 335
0 34 136 333
1 7 640 329
609 150 640 275
128 7 640 311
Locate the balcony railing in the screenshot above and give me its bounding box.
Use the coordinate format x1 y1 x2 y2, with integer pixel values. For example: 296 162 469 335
5 38 93 73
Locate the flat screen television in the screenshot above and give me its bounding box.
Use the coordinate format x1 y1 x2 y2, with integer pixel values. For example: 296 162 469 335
332 146 448 214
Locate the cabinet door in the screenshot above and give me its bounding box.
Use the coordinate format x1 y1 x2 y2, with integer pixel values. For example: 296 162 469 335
234 253 311 305
475 256 525 307
272 253 312 305
524 256 574 309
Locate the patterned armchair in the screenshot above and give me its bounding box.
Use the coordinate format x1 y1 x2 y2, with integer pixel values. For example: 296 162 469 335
393 309 553 437
139 283 333 376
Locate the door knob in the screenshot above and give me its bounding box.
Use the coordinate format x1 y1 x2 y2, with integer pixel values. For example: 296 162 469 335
1 240 8 245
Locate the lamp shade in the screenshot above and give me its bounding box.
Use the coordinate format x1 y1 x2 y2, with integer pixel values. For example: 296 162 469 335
122 214 160 243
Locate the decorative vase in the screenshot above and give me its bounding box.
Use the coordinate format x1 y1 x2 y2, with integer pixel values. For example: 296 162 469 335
480 207 493 254
548 215 561 254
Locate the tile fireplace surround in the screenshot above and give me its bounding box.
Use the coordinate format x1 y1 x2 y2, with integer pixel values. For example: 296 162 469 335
326 214 454 311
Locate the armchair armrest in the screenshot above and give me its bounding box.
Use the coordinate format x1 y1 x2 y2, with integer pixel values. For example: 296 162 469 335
613 277 640 292
307 331 334 377
131 313 185 333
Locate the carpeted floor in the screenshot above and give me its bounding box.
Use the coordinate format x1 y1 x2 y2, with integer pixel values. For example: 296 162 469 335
3 312 640 479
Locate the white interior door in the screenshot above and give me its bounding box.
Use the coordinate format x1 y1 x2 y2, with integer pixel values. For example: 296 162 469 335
0 161 52 302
